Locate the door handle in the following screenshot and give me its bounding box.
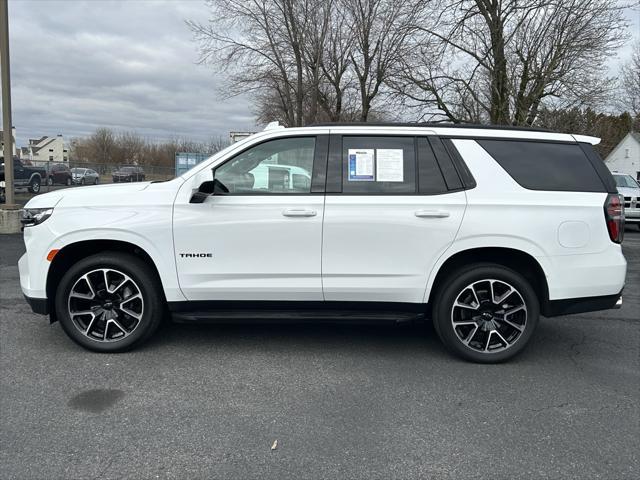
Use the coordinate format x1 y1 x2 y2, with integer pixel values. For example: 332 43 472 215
282 208 317 217
415 210 450 218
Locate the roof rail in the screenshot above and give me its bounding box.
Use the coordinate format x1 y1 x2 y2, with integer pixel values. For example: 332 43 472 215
308 121 550 133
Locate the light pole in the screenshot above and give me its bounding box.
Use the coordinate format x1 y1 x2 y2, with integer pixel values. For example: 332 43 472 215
1 0 15 207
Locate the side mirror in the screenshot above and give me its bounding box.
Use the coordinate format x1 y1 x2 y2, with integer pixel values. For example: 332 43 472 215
212 178 229 195
189 180 215 204
211 167 230 195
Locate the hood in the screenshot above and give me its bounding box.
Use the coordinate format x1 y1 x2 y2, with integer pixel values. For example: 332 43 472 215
616 186 640 198
24 181 152 209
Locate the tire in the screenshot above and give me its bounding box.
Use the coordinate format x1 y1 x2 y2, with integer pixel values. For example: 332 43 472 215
94 178 99 185
432 263 540 363
47 176 53 186
66 177 72 186
28 176 41 193
81 178 85 185
55 252 164 352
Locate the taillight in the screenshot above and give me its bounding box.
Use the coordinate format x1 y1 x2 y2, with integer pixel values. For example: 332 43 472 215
604 194 624 243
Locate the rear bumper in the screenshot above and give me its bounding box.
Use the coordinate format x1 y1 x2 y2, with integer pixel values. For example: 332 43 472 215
543 290 623 317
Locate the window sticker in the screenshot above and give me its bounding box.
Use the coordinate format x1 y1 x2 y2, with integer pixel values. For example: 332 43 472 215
348 149 375 181
376 149 404 182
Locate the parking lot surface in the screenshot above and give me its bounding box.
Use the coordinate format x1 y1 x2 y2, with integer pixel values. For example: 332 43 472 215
1 231 638 479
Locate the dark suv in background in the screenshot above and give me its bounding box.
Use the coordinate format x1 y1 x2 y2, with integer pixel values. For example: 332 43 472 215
112 165 145 182
47 163 72 186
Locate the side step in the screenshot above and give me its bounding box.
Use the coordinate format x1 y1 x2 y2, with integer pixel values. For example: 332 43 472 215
168 301 428 325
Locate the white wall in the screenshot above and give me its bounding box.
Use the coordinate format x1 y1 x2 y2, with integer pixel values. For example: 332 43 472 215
0 127 17 157
605 133 640 180
31 136 68 163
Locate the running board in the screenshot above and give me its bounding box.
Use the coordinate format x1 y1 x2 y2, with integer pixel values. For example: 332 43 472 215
168 301 427 325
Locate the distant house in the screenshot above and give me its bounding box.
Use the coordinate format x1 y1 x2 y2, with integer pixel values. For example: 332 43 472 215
0 126 17 157
230 131 256 143
23 134 69 163
605 131 640 181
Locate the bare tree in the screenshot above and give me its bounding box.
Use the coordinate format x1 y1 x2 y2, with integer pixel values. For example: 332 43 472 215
188 0 327 127
343 0 430 121
620 41 640 116
396 0 629 125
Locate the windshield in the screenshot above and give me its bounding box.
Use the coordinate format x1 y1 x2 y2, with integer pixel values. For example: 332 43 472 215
613 174 640 189
71 168 86 174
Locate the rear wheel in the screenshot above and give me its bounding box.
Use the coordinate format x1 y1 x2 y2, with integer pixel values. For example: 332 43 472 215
432 263 539 363
55 252 164 352
47 176 53 186
94 178 99 185
29 176 41 193
66 177 72 186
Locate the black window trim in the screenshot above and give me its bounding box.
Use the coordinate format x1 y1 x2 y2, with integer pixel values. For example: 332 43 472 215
212 134 326 196
440 138 477 190
326 133 475 196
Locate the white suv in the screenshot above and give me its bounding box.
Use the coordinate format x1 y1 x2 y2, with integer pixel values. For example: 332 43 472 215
18 123 627 362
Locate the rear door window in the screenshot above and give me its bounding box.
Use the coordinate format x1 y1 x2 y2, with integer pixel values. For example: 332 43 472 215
341 136 416 194
477 140 606 192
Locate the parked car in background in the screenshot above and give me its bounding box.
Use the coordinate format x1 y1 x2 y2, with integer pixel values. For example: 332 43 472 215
71 167 99 185
612 172 640 229
0 156 46 198
47 163 72 186
112 165 145 182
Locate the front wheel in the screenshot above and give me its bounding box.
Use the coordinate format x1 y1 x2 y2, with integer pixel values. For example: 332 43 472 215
47 176 53 186
81 178 85 185
66 177 72 186
432 263 539 363
55 252 164 352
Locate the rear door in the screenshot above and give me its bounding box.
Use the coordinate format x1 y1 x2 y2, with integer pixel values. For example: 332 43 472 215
321 134 468 303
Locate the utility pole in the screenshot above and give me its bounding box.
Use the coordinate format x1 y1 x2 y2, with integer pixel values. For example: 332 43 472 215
1 0 15 206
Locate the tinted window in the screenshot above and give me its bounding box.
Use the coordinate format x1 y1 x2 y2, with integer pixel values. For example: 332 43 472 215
417 137 448 194
477 140 606 192
341 136 416 194
216 137 315 194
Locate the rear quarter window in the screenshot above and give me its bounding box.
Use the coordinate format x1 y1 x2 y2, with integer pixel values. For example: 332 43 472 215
477 140 607 193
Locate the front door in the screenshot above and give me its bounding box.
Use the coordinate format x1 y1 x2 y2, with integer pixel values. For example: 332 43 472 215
173 135 327 301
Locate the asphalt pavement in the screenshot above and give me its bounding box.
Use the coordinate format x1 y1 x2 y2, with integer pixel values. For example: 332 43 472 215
1 231 638 479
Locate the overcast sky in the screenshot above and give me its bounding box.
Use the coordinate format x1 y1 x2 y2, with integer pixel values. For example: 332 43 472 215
2 0 640 146
5 0 255 146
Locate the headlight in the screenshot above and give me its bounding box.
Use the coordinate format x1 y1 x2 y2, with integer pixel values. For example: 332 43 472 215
21 208 54 227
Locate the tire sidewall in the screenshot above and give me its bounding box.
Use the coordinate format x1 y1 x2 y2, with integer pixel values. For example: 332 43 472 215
433 264 540 363
55 253 163 352
30 177 41 193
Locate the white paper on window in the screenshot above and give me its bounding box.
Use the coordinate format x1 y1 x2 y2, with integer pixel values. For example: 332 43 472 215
376 149 403 182
347 149 375 181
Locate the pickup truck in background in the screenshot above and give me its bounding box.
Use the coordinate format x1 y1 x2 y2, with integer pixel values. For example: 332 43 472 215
0 156 47 201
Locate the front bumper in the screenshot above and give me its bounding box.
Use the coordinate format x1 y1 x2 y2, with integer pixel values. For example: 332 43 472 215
624 207 640 224
24 295 49 315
